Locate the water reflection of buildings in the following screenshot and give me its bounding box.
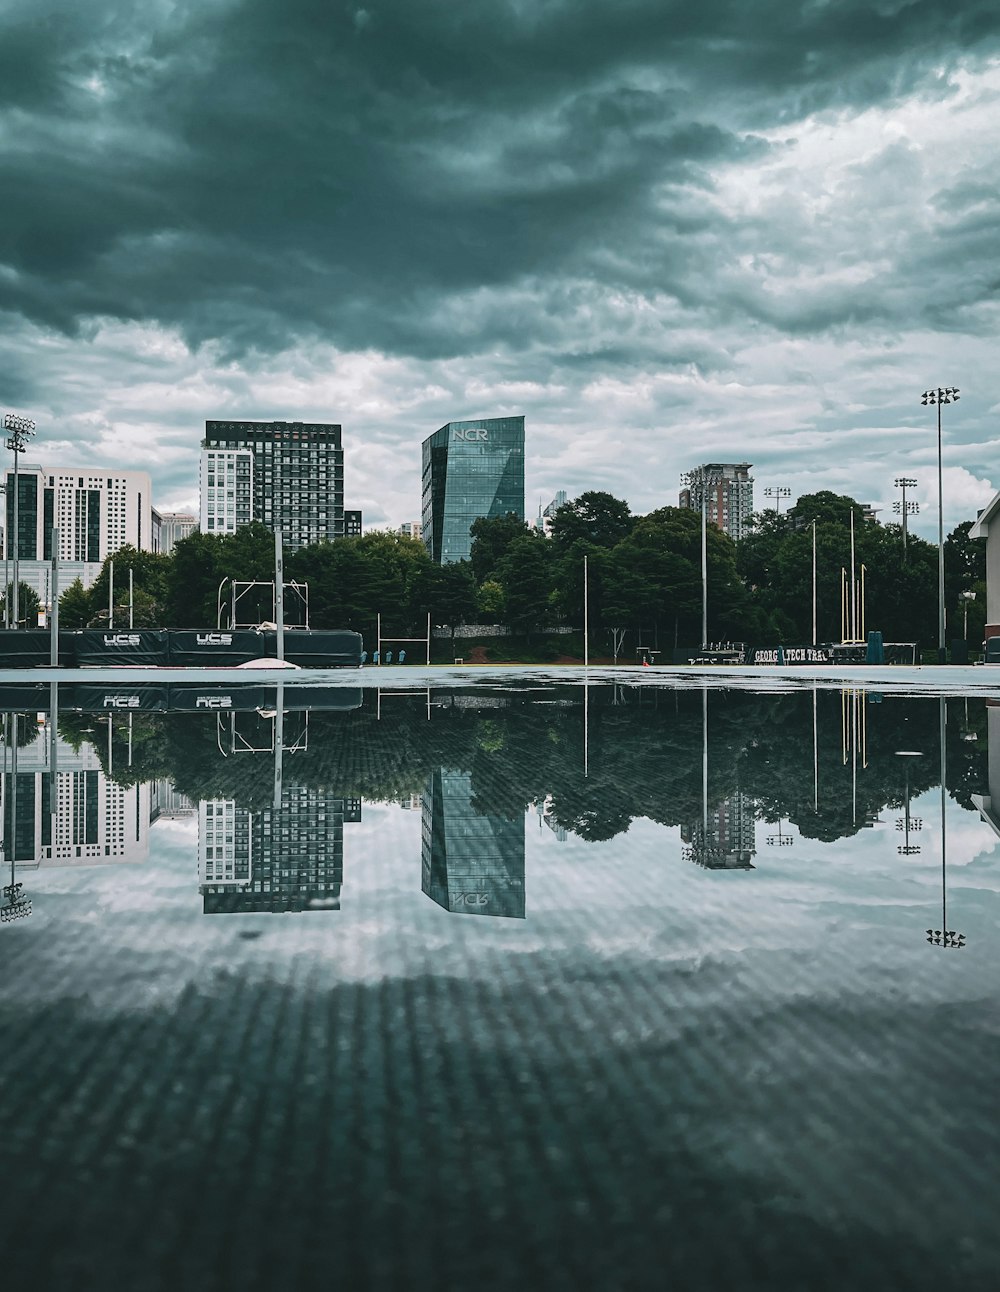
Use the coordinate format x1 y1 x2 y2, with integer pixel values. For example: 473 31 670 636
681 790 757 870
151 780 196 821
422 769 525 918
2 723 150 870
198 791 361 915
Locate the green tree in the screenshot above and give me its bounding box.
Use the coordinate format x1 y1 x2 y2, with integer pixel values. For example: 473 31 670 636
88 545 174 628
469 514 532 584
477 580 505 621
495 533 553 637
604 508 745 647
58 578 92 630
1 581 41 628
408 561 478 642
549 491 633 552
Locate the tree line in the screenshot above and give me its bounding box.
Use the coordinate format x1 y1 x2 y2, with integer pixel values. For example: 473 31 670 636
50 489 986 652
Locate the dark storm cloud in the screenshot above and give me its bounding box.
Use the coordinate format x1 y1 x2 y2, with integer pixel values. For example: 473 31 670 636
2 0 999 361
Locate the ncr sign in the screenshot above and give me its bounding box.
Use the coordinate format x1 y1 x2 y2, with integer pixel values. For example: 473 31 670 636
452 428 489 442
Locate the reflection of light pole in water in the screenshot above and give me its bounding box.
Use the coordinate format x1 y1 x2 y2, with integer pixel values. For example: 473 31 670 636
927 696 966 948
2 712 32 922
894 751 923 855
766 819 793 846
812 686 819 812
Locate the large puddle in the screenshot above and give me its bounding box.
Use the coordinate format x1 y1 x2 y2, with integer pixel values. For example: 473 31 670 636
1 678 998 1290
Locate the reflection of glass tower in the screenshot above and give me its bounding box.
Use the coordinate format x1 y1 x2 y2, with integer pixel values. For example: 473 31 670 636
198 788 357 914
421 769 525 917
681 790 757 869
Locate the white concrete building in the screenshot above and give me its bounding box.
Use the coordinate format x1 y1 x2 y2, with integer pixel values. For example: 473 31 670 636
199 448 254 536
2 462 154 596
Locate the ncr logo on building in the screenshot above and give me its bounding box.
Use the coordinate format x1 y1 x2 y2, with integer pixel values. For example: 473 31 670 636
452 428 489 442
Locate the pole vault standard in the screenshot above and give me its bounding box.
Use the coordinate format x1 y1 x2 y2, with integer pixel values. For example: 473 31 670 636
376 610 431 665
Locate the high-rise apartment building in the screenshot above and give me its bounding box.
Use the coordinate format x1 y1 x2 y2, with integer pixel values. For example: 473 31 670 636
344 509 362 536
2 723 151 870
421 416 524 564
199 448 253 536
2 462 154 595
202 420 344 551
198 786 357 915
399 520 422 542
679 462 755 542
681 789 757 870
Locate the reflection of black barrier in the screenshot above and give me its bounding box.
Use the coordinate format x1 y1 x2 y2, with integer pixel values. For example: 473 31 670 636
260 629 363 668
167 630 264 667
75 630 169 667
269 687 363 711
166 683 271 712
0 683 57 710
67 683 171 712
0 630 78 668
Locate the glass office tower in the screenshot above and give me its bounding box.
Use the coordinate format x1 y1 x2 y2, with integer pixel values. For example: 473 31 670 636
421 416 524 564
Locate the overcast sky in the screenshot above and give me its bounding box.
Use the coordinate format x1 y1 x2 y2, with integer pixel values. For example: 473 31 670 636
2 0 1000 536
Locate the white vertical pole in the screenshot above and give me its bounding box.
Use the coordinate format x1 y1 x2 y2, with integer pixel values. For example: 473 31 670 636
274 529 284 662
377 610 381 665
849 509 857 642
811 520 817 647
583 554 589 668
701 484 708 649
426 610 431 666
50 527 59 665
128 567 134 630
273 680 284 808
108 561 114 631
12 446 20 630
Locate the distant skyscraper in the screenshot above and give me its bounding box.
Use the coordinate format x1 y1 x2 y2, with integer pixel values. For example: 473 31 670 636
153 509 197 553
202 420 344 551
535 489 568 535
679 462 755 542
421 768 525 918
399 520 422 541
421 416 524 564
344 509 362 536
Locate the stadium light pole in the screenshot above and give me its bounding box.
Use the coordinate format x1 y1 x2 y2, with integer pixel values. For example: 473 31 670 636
681 466 725 650
921 389 958 663
4 412 37 631
893 476 918 560
764 485 792 514
0 483 7 629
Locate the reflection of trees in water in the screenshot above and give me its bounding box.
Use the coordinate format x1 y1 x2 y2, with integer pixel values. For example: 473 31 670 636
48 687 987 846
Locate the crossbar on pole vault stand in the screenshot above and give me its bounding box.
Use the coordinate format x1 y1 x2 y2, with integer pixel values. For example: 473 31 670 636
376 610 432 665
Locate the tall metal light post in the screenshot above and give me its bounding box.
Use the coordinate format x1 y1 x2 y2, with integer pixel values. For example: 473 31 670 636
764 485 791 513
921 388 958 662
681 466 725 650
4 412 37 631
893 476 918 560
0 483 7 629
